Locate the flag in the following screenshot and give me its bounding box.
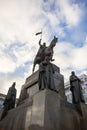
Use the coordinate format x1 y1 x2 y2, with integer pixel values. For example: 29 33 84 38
35 32 42 35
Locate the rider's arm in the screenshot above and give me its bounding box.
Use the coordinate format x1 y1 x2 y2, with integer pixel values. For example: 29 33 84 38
39 39 42 46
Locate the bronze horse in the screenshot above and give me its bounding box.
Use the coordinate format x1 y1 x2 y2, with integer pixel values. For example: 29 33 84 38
32 36 58 72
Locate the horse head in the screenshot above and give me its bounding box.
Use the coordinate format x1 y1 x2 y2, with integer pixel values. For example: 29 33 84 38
50 36 58 48
54 36 58 43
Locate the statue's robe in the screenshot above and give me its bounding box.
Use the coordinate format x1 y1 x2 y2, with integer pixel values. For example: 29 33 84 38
39 62 47 90
39 62 56 91
0 85 16 120
70 75 85 104
4 86 16 110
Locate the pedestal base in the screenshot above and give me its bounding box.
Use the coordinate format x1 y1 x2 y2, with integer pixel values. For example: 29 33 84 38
0 89 87 130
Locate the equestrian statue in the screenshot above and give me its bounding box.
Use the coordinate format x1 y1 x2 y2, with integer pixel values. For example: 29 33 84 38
32 36 58 72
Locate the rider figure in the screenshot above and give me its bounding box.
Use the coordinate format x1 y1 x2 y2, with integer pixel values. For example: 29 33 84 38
38 39 46 55
39 39 54 62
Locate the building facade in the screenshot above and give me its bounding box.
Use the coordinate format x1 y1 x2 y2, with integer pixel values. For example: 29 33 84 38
65 74 87 104
0 93 6 109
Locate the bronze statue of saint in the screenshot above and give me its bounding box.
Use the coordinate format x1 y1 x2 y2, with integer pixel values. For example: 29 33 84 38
39 61 48 90
32 36 58 72
38 61 55 91
3 82 16 109
70 71 85 104
0 82 17 120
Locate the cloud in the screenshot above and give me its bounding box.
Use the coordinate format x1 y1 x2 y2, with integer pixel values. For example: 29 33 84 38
0 0 84 46
0 50 16 73
0 74 25 98
53 36 87 80
56 0 84 27
71 43 87 70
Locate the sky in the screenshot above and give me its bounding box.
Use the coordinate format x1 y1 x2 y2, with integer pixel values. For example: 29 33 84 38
0 0 87 98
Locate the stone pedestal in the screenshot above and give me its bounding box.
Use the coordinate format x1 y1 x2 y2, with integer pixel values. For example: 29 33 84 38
0 89 87 130
29 90 80 130
18 64 66 105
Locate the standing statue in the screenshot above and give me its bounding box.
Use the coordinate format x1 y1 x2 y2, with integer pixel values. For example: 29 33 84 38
70 71 85 104
38 61 55 91
0 82 17 120
32 36 58 72
39 61 48 90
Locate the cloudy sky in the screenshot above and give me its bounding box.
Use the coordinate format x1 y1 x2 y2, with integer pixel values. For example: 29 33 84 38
0 0 87 98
